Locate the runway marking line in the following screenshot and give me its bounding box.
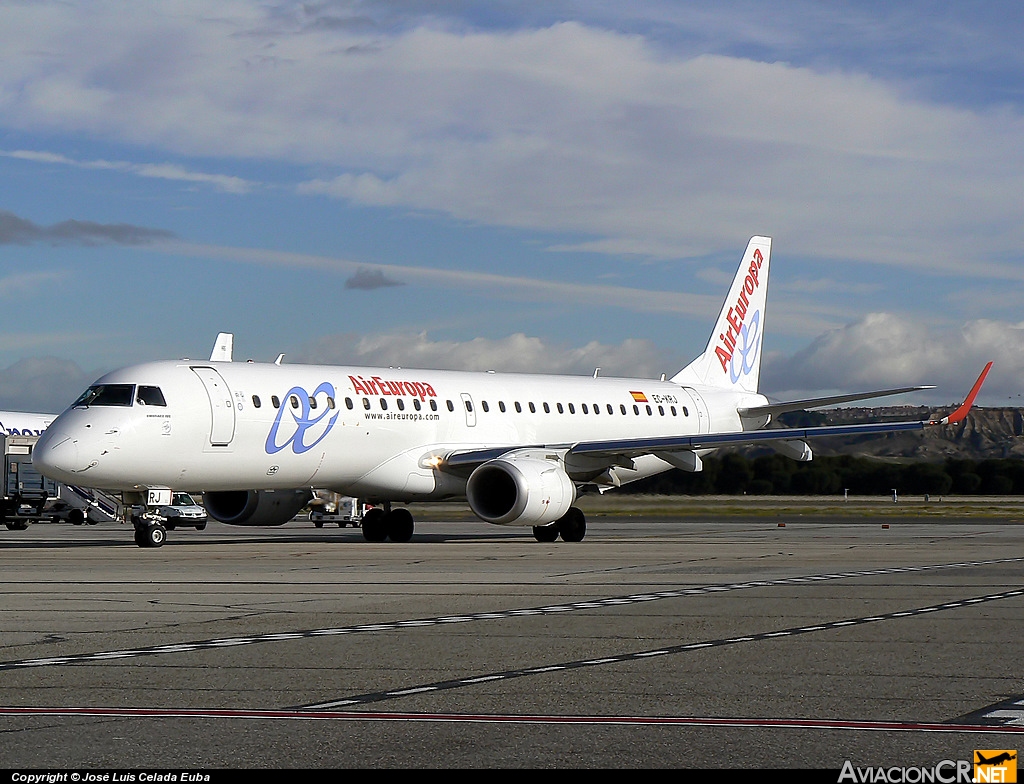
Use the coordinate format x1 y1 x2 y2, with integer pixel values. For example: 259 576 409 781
0 706 1022 733
298 588 1024 711
1 557 1021 673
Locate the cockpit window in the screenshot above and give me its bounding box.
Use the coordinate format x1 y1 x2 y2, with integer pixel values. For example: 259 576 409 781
136 386 167 406
73 384 135 407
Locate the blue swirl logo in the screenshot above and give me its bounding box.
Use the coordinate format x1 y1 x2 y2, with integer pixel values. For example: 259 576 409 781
729 309 761 384
265 382 339 454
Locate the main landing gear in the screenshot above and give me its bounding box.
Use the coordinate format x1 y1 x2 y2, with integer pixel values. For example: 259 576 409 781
360 503 415 543
532 506 586 543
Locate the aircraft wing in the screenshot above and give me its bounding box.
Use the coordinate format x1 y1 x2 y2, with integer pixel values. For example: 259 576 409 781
574 362 991 462
737 385 934 419
441 363 992 473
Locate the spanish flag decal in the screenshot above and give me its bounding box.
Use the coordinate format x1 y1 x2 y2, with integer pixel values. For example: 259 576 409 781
630 391 648 403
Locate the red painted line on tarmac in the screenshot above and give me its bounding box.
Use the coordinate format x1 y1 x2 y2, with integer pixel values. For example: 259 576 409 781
1 706 1022 733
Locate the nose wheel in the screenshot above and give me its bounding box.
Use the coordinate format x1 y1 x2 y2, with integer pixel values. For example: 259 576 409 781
132 514 167 548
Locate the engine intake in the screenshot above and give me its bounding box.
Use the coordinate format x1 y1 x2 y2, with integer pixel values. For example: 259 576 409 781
204 489 312 526
466 456 575 526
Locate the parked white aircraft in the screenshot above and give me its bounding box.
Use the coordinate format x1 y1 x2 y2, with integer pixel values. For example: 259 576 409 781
0 410 53 437
33 237 992 547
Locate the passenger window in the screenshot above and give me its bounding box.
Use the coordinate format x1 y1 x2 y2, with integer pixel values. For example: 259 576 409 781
430 400 438 411
327 397 336 409
465 400 473 412
658 405 664 416
671 406 677 416
607 404 613 415
309 397 318 409
581 404 588 414
515 402 522 413
136 386 167 407
557 403 564 414
397 399 405 411
620 404 627 415
529 402 536 413
290 395 300 409
499 401 506 413
380 399 388 410
447 400 455 412
633 404 639 415
646 405 652 416
543 402 550 413
345 397 354 410
252 395 261 408
481 401 489 413
363 397 371 410
414 399 422 411
683 406 689 416
272 395 281 409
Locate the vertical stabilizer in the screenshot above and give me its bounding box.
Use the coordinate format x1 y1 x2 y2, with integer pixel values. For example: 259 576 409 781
210 332 234 362
671 236 771 393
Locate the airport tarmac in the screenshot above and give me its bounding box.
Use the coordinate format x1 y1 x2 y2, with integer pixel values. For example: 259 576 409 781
1 503 1023 770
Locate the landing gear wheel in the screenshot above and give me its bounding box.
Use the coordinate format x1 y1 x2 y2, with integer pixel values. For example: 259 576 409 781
533 523 559 542
313 519 324 529
145 524 166 547
386 508 415 543
195 521 207 531
556 507 586 542
134 523 167 548
361 507 388 542
69 509 85 525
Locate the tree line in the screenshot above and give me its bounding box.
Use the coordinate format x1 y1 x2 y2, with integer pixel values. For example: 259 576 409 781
621 453 1024 496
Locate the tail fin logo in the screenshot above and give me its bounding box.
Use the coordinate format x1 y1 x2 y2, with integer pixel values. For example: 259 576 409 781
714 247 764 382
728 309 761 384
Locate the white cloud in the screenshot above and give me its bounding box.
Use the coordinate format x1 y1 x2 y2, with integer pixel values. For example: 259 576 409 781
0 4 1021 275
294 331 675 379
1 150 256 193
762 313 1022 405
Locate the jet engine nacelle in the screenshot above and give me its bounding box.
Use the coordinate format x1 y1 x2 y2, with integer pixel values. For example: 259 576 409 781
204 488 313 526
466 456 576 526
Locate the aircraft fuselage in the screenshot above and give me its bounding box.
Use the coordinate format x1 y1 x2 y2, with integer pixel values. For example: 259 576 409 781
34 359 765 501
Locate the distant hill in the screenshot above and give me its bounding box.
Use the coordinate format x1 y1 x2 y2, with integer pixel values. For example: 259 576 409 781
778 406 1024 460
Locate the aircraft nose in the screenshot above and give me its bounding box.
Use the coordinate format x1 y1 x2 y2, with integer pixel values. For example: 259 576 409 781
33 430 86 480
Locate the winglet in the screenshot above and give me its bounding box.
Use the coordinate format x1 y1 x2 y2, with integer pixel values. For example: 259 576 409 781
931 362 993 426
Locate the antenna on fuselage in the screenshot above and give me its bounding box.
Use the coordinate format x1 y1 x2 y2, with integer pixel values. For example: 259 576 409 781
275 354 285 365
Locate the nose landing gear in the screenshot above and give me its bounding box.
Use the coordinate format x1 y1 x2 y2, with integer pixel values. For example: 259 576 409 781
131 512 167 548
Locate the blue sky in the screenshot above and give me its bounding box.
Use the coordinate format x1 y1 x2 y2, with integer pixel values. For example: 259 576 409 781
0 1 1022 412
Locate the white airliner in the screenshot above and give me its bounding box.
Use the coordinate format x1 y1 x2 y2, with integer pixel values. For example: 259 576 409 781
0 410 53 437
32 237 992 547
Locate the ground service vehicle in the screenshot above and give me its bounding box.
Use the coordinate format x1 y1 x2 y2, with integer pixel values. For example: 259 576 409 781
2 434 56 530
